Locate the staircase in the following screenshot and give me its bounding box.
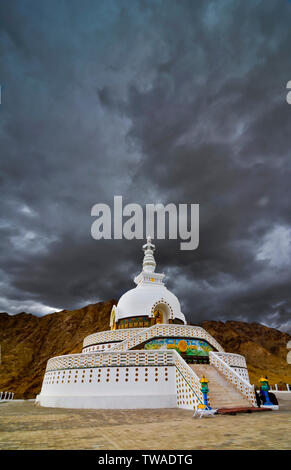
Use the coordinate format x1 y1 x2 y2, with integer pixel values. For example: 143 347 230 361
190 364 251 409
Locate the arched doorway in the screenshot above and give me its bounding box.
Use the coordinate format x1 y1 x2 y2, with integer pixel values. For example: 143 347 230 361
153 303 171 324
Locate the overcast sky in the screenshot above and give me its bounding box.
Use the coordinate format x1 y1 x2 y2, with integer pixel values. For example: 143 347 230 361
0 0 291 333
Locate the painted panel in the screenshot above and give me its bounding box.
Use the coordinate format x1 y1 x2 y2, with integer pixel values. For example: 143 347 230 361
143 338 214 356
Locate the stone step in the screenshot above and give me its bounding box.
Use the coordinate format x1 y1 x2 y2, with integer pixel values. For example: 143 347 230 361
209 400 249 405
189 363 251 409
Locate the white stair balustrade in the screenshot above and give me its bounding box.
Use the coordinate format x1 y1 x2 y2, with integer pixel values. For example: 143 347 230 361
172 350 207 411
209 351 257 406
210 352 250 382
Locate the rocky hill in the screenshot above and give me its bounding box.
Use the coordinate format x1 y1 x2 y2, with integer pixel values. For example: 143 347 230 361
0 301 290 398
0 300 116 398
200 320 291 388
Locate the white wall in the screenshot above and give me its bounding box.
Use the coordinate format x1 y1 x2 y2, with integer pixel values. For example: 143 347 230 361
38 365 177 409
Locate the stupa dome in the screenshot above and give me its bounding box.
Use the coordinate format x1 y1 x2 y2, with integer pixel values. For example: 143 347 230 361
111 237 186 327
115 283 185 323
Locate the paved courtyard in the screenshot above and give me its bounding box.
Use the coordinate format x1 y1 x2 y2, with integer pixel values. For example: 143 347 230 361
0 401 290 450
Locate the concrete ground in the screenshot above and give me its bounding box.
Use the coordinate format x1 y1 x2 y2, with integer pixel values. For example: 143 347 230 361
0 400 290 450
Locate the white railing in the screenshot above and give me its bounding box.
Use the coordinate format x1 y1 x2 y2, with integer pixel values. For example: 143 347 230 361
0 392 14 401
270 384 291 392
109 324 224 353
210 351 256 406
45 349 175 372
172 350 205 410
83 343 116 353
83 328 146 348
212 352 247 368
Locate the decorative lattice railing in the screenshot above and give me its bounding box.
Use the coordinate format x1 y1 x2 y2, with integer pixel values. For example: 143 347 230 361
212 352 247 368
109 324 224 353
209 351 256 406
0 392 14 400
45 349 175 372
172 350 205 410
83 328 145 348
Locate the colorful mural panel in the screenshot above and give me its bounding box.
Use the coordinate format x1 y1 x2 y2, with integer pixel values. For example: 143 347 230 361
143 338 214 356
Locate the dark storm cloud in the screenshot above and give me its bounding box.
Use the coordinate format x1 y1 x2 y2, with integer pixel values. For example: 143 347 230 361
0 0 291 332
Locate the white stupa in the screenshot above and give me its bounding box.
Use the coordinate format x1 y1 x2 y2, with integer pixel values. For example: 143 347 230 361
37 238 257 411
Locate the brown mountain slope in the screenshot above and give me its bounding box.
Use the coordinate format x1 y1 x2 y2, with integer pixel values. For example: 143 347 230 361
0 302 290 398
0 300 116 398
200 320 291 387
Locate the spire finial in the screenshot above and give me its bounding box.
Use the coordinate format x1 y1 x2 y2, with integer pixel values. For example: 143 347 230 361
142 236 156 273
